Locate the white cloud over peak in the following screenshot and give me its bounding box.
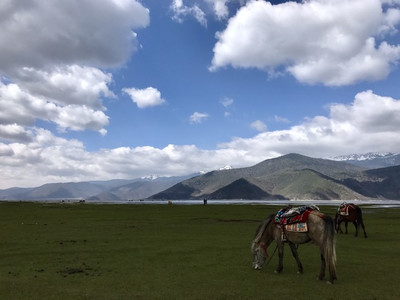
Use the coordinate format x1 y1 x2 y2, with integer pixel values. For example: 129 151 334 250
211 0 400 86
220 90 400 158
2 90 400 188
123 87 166 108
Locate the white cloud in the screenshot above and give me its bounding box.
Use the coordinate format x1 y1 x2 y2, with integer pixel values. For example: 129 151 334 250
220 90 400 158
211 0 400 86
0 0 149 72
0 0 149 140
221 97 234 107
0 124 32 143
274 115 290 123
14 65 115 109
123 87 166 108
170 0 207 27
190 112 209 124
0 81 109 136
250 120 267 132
205 0 230 20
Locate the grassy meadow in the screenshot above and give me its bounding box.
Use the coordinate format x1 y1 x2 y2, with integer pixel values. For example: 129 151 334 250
0 202 399 299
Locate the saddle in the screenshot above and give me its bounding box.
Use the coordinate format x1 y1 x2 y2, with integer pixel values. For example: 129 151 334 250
338 203 355 216
274 205 320 235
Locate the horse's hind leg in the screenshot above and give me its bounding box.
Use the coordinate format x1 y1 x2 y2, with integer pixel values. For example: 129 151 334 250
361 221 367 238
318 254 326 281
289 243 303 274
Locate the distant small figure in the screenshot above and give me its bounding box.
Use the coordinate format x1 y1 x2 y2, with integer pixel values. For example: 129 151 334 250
203 199 207 205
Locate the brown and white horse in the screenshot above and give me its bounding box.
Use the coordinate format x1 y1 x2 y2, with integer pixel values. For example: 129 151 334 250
335 203 367 238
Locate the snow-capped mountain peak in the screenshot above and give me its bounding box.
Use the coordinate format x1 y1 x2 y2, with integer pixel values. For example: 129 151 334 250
332 152 396 161
219 165 233 170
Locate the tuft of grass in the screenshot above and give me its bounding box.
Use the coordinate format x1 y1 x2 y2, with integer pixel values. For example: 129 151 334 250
0 202 399 299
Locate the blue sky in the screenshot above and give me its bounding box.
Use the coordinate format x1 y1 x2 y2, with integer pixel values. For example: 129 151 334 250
1 0 400 188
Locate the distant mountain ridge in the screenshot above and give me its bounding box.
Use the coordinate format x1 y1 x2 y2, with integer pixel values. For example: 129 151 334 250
0 175 197 201
149 153 400 201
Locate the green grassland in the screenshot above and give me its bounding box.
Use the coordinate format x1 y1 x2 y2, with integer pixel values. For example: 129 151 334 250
0 202 399 299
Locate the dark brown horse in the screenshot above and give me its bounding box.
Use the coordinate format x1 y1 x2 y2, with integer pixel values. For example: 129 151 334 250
335 203 367 238
251 209 337 284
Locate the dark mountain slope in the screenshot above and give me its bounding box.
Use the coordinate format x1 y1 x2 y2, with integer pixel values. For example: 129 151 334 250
360 165 400 199
207 178 286 200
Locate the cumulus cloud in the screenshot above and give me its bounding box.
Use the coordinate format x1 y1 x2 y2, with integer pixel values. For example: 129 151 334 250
0 0 149 71
190 112 209 124
0 0 149 141
220 90 400 158
2 90 400 188
14 65 115 109
0 82 109 136
211 0 400 86
123 87 166 108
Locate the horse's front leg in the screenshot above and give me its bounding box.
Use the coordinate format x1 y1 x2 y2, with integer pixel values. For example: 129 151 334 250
344 221 349 234
288 243 303 274
318 254 326 281
275 242 284 274
337 222 343 234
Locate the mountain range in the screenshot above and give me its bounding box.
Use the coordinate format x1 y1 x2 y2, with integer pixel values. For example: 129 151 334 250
0 175 197 201
149 153 400 201
1 152 400 201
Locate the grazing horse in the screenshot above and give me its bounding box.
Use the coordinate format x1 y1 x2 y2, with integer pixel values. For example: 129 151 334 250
251 207 337 284
335 203 367 238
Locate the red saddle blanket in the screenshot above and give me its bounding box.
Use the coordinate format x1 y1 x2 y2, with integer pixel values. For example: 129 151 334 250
274 206 318 225
339 203 355 216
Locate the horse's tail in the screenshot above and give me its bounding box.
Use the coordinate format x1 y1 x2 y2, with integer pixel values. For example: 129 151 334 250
355 205 363 225
323 215 337 282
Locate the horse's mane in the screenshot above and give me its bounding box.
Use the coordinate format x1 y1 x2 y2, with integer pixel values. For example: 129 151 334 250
252 213 275 244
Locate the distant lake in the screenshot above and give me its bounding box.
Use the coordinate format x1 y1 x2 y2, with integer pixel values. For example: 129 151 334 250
3 198 400 208
96 199 400 208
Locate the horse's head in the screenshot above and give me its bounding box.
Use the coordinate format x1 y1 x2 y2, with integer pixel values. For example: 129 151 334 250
251 241 268 270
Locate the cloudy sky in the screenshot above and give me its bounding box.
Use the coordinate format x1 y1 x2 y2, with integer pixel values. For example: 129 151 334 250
1 0 400 189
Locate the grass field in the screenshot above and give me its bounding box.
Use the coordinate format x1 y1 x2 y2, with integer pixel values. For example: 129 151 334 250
0 202 399 299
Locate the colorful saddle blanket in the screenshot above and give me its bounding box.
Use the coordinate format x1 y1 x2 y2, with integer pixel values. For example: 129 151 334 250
338 203 355 216
274 206 320 233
